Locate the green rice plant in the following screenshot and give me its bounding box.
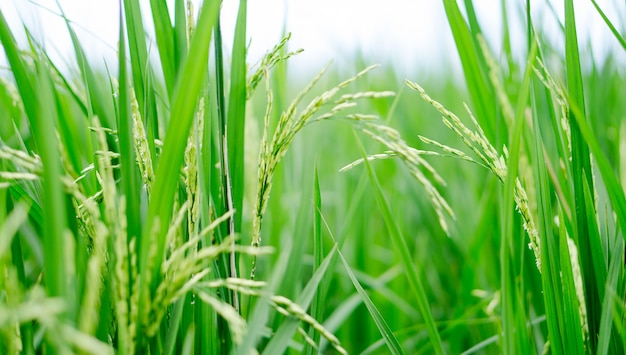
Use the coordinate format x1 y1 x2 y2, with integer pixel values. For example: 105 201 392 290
1 0 625 353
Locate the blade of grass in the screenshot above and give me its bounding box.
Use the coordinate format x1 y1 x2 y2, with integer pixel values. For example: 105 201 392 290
499 40 536 355
149 0 176 98
566 99 626 242
500 0 518 84
541 204 567 354
226 0 248 231
354 130 444 354
164 297 185 355
173 0 188 72
0 10 36 120
336 248 404 355
597 232 624 354
305 164 324 355
116 4 142 251
558 221 586 353
564 0 600 347
582 175 608 299
112 8 139 353
35 56 70 311
182 323 195 355
529 35 566 353
277 174 313 300
211 11 237 326
122 0 159 166
261 245 338 355
35 52 92 180
56 1 116 131
597 234 624 354
0 17 74 320
217 0 249 317
589 0 626 52
441 0 496 141
235 239 294 355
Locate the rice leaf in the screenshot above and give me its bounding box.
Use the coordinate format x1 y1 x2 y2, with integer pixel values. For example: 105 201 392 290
174 0 188 71
441 0 495 141
337 248 404 355
499 40 536 355
235 239 293 355
589 0 626 52
149 0 176 97
564 1 601 347
122 0 159 164
355 131 444 354
226 0 248 234
116 6 142 249
56 4 116 131
261 245 338 355
35 55 71 311
305 164 324 354
557 224 586 353
596 233 625 354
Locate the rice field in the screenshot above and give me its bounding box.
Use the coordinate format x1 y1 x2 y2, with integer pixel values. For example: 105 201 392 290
0 0 624 354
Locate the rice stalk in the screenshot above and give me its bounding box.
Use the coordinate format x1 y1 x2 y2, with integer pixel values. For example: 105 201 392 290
271 295 347 355
251 64 388 277
347 120 455 235
247 33 303 99
194 277 348 354
407 80 541 268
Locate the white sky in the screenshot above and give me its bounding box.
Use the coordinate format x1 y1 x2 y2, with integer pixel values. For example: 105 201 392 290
0 0 624 77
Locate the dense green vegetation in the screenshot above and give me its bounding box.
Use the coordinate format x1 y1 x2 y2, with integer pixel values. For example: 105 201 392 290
0 0 624 353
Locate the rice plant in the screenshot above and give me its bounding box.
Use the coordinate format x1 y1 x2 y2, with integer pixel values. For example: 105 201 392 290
0 0 624 354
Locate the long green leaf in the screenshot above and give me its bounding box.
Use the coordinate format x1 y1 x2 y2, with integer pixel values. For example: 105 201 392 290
211 13 237 323
337 248 404 355
500 40 536 354
174 0 188 71
261 246 338 355
564 1 600 348
0 10 70 311
566 99 626 242
441 0 495 141
35 57 70 309
597 233 624 354
123 0 159 166
529 33 565 354
541 206 566 353
355 131 444 354
149 0 176 97
226 0 248 234
56 3 116 131
116 5 142 251
557 218 586 353
306 164 324 355
0 11 36 120
589 0 626 52
235 239 294 355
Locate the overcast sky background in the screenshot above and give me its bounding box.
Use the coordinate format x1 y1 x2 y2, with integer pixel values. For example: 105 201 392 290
0 1 624 78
